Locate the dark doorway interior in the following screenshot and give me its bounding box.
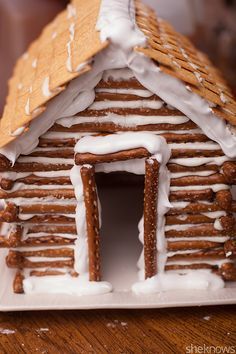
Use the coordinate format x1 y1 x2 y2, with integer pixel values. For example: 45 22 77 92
96 172 144 291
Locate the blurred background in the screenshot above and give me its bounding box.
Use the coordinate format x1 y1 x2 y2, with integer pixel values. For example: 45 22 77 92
0 0 235 114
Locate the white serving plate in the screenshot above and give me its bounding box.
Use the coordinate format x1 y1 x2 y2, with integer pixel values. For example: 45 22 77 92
0 255 236 311
1 183 236 311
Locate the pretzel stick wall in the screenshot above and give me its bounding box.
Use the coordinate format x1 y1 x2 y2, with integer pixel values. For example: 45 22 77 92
143 158 159 278
80 165 101 281
75 147 150 165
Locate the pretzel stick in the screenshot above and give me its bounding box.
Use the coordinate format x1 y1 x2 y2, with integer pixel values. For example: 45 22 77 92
224 239 236 259
97 78 145 89
143 158 159 278
13 271 24 294
6 250 73 269
81 165 101 281
167 202 222 215
167 240 223 251
22 236 76 247
216 190 232 211
0 189 75 199
75 107 191 118
165 225 234 238
168 248 225 261
161 133 209 143
0 236 9 247
222 162 236 184
20 248 73 258
232 202 236 213
166 214 218 225
170 189 214 202
18 215 75 224
39 138 76 148
95 92 157 101
51 120 196 133
27 225 77 234
0 178 14 190
0 203 18 222
28 149 74 158
20 204 76 214
0 162 72 173
75 147 150 165
16 175 71 186
220 263 236 281
0 154 11 170
171 174 226 186
168 164 219 173
39 133 210 147
165 263 217 271
171 149 224 158
8 226 22 247
30 270 67 277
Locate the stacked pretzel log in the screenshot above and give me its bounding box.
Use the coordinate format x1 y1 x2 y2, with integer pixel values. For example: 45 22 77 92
0 68 236 293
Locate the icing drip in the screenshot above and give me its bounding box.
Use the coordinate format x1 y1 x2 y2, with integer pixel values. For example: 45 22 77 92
42 77 52 97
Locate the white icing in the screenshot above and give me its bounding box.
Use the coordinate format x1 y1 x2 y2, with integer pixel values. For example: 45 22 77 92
67 4 76 19
132 270 224 294
165 224 197 232
32 59 38 69
88 99 164 110
25 98 30 115
51 31 57 40
9 183 72 192
18 213 75 221
22 232 76 241
66 23 75 72
170 201 190 208
23 273 112 296
42 77 52 97
220 93 227 104
170 184 229 193
202 211 226 219
6 197 76 206
102 68 134 81
57 114 189 128
96 158 144 175
14 245 72 252
214 219 223 231
167 249 213 257
167 236 228 243
169 156 231 167
171 170 216 178
166 259 231 267
168 142 221 150
96 87 153 97
17 156 74 165
10 126 26 137
75 132 168 158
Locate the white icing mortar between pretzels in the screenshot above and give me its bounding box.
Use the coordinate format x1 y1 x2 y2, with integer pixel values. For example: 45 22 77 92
1 0 235 294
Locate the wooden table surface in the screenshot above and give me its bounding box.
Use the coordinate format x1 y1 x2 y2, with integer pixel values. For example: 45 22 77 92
0 305 235 354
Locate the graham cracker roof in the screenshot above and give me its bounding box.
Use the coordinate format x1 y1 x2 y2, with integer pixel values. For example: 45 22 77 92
0 0 236 150
0 0 108 149
135 0 236 126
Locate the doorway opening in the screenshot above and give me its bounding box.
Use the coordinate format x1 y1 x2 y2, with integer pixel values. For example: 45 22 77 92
96 172 144 291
